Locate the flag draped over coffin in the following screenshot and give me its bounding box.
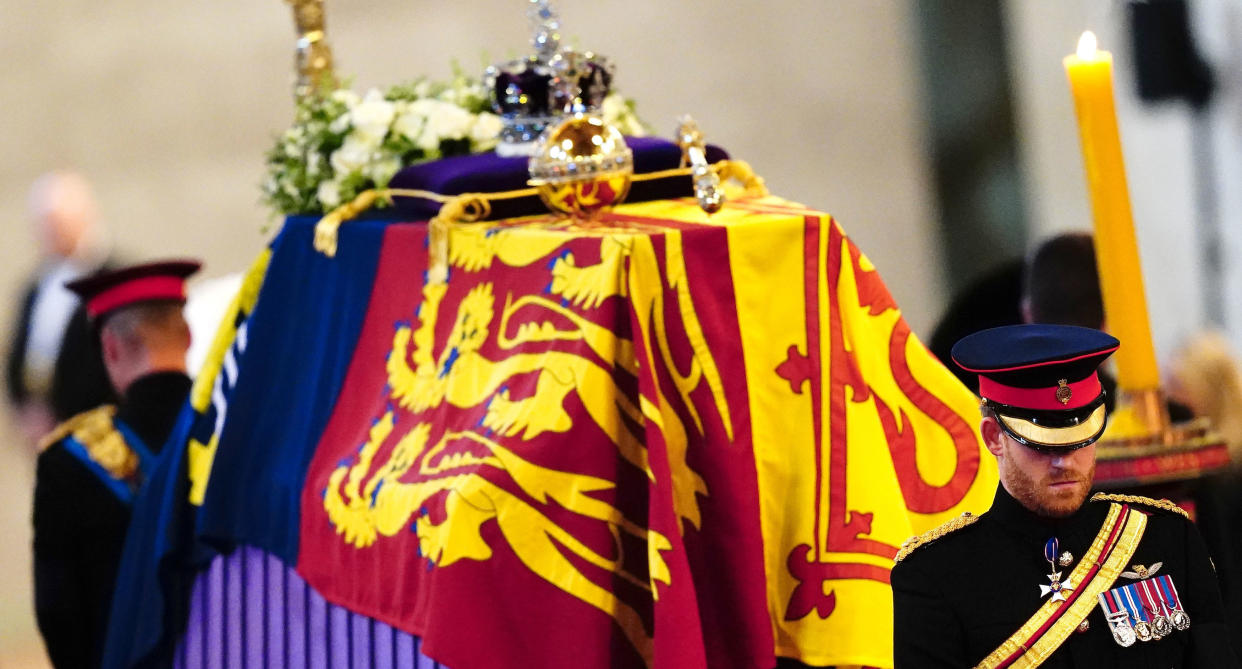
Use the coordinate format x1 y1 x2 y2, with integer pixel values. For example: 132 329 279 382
108 194 996 669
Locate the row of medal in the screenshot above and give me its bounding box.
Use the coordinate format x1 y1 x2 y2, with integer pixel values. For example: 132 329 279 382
1097 575 1191 647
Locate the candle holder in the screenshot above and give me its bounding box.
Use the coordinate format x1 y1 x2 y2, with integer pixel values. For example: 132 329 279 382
1094 387 1230 488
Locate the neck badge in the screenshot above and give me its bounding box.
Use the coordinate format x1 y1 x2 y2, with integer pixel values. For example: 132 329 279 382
1039 537 1075 602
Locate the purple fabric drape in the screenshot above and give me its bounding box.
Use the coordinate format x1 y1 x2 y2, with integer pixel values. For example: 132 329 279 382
174 546 445 669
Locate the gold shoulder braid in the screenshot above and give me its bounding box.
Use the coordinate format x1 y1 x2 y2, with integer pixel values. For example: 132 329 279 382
1091 492 1190 520
38 405 117 451
895 511 980 563
39 405 139 481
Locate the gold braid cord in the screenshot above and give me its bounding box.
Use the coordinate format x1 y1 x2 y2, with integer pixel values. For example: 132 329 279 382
311 160 770 259
894 511 980 563
974 504 1147 669
1092 492 1190 519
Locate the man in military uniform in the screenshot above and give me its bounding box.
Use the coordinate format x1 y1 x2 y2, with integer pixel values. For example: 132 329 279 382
33 260 200 669
892 324 1238 667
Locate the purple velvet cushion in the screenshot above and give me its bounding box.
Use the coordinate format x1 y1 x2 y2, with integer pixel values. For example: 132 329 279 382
386 136 728 220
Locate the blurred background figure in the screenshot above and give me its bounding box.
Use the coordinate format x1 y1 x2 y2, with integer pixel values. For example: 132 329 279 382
1167 331 1242 467
927 258 1025 393
1020 231 1104 329
1021 231 1193 420
5 171 115 449
1169 330 1242 658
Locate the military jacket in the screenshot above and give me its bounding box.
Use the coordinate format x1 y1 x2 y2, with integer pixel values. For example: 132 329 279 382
892 485 1239 668
33 371 191 669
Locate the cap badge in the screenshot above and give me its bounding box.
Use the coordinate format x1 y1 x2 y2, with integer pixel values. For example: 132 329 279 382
1056 378 1072 405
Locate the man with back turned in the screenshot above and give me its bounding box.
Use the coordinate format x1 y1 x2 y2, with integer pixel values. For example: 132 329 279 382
33 260 199 669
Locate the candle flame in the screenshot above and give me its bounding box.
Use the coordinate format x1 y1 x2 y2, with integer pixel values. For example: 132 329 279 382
1077 31 1098 59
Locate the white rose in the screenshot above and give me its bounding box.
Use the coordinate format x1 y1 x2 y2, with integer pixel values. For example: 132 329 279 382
419 101 474 148
438 87 460 105
413 80 432 98
328 113 352 135
306 151 323 177
621 115 646 137
601 94 627 121
317 179 342 209
470 112 504 147
330 89 360 107
392 105 425 143
330 135 375 175
350 89 396 142
366 156 402 185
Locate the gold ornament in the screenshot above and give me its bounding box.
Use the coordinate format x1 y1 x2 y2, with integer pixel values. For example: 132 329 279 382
285 0 337 99
1056 378 1072 404
528 114 633 219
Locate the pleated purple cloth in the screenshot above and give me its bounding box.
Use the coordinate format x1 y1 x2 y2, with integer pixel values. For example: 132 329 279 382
174 545 445 669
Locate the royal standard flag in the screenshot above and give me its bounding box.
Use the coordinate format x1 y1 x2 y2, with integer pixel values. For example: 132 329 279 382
108 192 995 669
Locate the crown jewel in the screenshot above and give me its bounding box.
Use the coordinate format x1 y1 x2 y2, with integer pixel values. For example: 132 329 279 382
484 0 615 157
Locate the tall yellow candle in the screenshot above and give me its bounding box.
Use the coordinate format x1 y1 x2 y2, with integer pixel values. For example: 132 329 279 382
1063 31 1160 392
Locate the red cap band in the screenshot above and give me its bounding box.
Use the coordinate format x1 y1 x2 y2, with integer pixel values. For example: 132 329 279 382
979 373 1102 411
86 276 187 318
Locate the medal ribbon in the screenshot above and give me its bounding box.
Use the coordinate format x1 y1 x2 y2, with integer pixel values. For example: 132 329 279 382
1099 588 1127 622
1138 579 1167 618
1156 574 1183 612
1044 538 1059 564
1122 584 1149 623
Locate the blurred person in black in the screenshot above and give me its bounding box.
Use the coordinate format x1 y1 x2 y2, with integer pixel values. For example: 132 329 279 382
33 260 199 669
1021 232 1192 421
5 171 115 448
927 259 1026 393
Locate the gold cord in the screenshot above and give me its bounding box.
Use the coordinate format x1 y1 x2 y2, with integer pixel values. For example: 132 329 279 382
311 160 769 258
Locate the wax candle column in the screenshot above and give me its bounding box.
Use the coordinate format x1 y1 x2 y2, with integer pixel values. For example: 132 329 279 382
1063 31 1161 392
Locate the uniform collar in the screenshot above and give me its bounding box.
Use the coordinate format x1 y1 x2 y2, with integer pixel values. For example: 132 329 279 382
116 371 192 454
987 483 1107 549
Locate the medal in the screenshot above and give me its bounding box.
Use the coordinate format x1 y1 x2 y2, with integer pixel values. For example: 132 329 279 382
1040 538 1075 602
1138 579 1172 638
1155 574 1192 631
1099 591 1137 647
1121 584 1154 642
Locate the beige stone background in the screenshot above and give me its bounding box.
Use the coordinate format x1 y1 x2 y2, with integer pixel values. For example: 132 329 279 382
1 0 1239 665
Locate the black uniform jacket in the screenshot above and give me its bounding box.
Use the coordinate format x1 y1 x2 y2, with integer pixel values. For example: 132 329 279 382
892 485 1239 668
33 371 191 669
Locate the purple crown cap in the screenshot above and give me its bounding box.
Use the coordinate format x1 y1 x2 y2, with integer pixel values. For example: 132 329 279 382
485 0 615 157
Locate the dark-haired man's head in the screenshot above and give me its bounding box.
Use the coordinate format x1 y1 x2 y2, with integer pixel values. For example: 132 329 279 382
1022 232 1104 329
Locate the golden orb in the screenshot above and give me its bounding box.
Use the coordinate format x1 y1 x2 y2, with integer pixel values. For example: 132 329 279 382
528 113 633 219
